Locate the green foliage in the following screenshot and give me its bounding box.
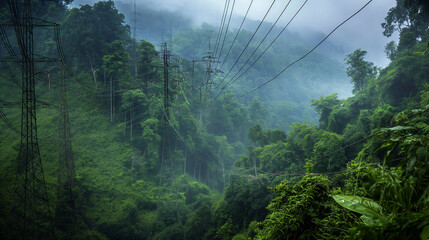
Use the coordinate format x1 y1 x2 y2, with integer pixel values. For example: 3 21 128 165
216 219 239 240
311 94 341 129
249 99 267 128
248 125 268 147
253 176 355 240
258 142 292 173
398 29 418 52
333 195 387 227
327 105 351 134
287 123 320 157
385 41 398 61
382 0 429 41
177 174 212 206
421 84 429 107
232 233 248 240
221 176 270 229
137 39 159 89
62 0 130 68
338 166 429 240
266 129 287 144
102 40 130 82
336 106 429 239
312 131 346 173
345 49 377 94
153 223 184 240
206 93 249 143
1 1 429 239
173 22 348 131
140 118 161 171
122 89 146 113
184 203 216 240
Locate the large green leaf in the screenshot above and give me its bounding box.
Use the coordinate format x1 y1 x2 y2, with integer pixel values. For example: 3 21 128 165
333 195 388 227
421 225 429 240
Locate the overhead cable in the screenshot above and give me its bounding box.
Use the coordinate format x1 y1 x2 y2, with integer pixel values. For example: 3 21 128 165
217 0 254 75
222 0 307 93
220 0 295 91
240 0 373 97
216 0 277 88
213 0 236 74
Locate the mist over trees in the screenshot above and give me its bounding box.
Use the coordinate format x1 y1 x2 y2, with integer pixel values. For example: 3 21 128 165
0 0 428 239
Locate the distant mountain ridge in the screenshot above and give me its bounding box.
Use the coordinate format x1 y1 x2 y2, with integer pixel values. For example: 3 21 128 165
115 0 352 130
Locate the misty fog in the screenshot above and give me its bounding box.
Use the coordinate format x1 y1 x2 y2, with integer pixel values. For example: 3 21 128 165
1 0 427 239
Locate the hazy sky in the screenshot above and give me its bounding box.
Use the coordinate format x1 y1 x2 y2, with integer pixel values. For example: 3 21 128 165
73 0 399 67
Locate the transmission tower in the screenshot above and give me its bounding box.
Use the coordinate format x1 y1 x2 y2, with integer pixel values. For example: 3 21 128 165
155 42 181 233
6 0 55 237
132 0 137 78
192 38 222 131
193 37 222 105
0 0 73 237
55 64 76 233
161 42 170 117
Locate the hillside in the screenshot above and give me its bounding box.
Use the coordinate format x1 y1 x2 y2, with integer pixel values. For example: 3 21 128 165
0 0 428 239
115 1 352 130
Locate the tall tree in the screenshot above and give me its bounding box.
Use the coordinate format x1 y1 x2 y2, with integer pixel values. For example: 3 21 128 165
249 99 267 129
382 0 429 41
206 93 249 142
248 124 268 147
102 40 130 81
385 41 398 60
311 94 341 129
344 49 377 94
62 0 130 68
137 39 159 89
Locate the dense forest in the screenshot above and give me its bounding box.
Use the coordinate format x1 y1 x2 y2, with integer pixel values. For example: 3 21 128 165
0 0 428 239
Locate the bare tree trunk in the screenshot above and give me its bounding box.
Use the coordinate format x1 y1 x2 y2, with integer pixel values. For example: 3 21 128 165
124 111 126 136
253 156 258 177
183 148 187 175
110 76 113 122
219 147 225 189
92 70 97 89
113 80 115 121
222 161 225 190
199 109 203 131
88 54 97 89
130 107 133 145
131 151 135 169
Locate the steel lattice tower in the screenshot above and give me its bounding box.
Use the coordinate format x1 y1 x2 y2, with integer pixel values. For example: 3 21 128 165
161 42 170 117
55 65 76 233
155 42 181 234
7 0 55 237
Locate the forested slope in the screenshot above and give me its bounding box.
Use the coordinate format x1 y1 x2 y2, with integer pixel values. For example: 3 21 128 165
115 0 352 131
0 0 428 240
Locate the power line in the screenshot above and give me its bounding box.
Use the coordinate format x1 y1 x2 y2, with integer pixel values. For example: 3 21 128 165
5 0 56 237
163 108 220 171
0 107 19 133
216 0 277 89
155 42 182 231
217 0 254 77
213 0 230 56
213 0 236 76
240 0 373 98
242 157 407 187
2 62 22 88
221 0 307 93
